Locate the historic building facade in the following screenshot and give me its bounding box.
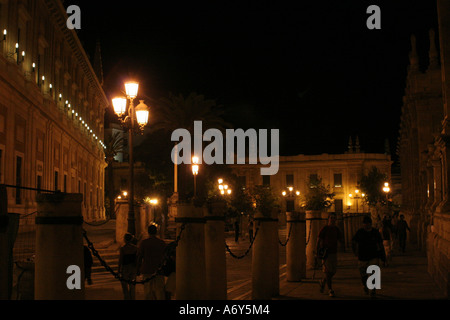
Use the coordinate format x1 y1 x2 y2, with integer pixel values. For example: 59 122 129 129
398 1 450 297
230 145 392 214
0 0 107 221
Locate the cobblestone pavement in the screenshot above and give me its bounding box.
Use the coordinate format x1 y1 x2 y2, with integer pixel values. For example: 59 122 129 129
82 220 447 301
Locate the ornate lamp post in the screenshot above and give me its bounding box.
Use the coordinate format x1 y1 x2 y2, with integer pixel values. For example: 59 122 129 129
112 81 149 235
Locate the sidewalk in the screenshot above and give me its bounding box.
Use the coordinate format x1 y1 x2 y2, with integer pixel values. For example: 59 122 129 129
82 220 447 300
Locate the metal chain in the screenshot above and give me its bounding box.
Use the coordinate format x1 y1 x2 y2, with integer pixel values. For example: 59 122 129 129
82 223 186 285
83 217 112 226
225 226 260 259
278 223 293 247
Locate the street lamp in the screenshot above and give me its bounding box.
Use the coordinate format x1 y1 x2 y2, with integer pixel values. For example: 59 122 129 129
353 188 361 213
218 178 232 196
282 187 300 211
192 156 199 197
383 182 390 202
111 81 149 235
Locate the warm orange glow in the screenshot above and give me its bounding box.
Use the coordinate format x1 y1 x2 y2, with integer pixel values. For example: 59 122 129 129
192 164 199 175
135 100 149 126
112 97 127 116
125 81 139 98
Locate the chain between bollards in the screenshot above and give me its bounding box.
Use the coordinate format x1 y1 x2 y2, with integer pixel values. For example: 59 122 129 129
82 222 186 285
225 226 260 259
278 223 293 246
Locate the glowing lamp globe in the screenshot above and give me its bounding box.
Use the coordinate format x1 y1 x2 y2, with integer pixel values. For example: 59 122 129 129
112 97 127 116
125 81 139 99
135 100 149 126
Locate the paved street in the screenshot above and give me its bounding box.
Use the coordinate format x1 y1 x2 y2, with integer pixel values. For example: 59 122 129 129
82 220 446 301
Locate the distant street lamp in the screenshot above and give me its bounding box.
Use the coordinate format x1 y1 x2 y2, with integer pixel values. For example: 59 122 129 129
282 187 300 211
218 178 232 196
383 182 390 202
351 188 361 213
112 81 149 235
192 156 199 197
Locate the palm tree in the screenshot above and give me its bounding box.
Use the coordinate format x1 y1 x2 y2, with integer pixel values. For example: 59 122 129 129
146 92 231 199
150 92 231 134
105 130 125 218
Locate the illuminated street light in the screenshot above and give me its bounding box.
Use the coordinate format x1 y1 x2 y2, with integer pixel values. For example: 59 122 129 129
383 182 390 202
111 80 150 235
282 187 300 212
192 156 199 197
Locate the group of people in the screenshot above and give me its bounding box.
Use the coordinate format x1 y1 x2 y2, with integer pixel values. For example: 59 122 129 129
316 212 410 298
377 213 411 266
117 224 176 300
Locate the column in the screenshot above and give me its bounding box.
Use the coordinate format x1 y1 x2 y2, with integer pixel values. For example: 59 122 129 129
286 211 306 281
305 210 321 270
35 193 84 300
204 200 227 299
175 203 207 300
252 210 279 299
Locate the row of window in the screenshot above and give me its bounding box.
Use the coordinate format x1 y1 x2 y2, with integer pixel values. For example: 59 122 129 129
0 147 101 206
0 1 105 149
259 173 344 188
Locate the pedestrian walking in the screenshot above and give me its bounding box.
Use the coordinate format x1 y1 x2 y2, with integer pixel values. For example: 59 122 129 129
352 215 385 298
137 224 167 300
317 212 344 297
379 216 393 267
118 233 137 300
248 219 254 243
83 245 93 285
397 215 411 253
234 219 240 243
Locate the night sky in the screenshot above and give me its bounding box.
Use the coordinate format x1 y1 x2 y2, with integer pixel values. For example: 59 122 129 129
69 0 438 162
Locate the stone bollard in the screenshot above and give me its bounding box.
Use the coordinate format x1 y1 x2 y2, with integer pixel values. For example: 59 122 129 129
35 193 84 300
286 211 306 281
175 203 207 300
305 210 322 270
252 210 279 299
204 200 227 299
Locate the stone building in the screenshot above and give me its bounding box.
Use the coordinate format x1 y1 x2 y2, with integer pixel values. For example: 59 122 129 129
230 144 392 215
398 0 450 297
0 0 107 221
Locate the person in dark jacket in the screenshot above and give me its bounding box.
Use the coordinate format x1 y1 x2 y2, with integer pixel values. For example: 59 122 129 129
352 216 385 297
397 215 411 253
118 233 138 300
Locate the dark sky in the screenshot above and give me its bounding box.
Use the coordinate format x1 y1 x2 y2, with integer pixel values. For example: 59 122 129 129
69 0 438 162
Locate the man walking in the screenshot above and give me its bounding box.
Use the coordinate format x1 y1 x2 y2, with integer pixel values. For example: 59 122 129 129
317 212 343 297
137 224 167 300
397 215 410 253
352 216 385 298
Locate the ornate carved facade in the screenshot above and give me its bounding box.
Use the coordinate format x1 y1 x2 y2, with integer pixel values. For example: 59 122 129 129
0 0 107 221
398 0 450 297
